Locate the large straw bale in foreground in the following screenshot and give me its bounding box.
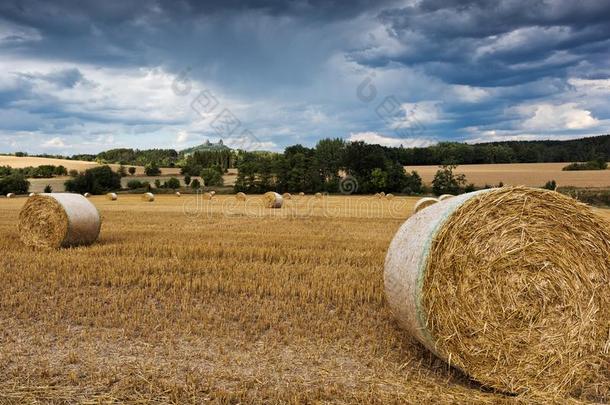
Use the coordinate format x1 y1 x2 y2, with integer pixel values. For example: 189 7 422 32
19 193 101 249
385 187 610 398
263 192 283 208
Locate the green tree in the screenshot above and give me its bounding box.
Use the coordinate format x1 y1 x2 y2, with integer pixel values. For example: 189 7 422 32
144 163 161 176
370 168 388 191
64 165 121 195
432 165 467 195
43 184 53 193
127 180 143 190
184 174 191 186
165 177 181 190
118 165 127 177
200 167 224 187
128 166 136 175
154 179 161 188
0 174 30 195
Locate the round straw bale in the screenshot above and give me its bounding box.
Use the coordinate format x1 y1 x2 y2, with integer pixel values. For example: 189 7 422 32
236 192 247 201
380 191 386 197
374 193 380 198
386 193 395 200
6 193 15 198
202 192 213 200
438 194 454 201
84 192 91 198
282 192 292 200
413 197 438 213
18 193 101 249
210 190 216 196
385 187 610 397
141 192 154 202
175 191 181 197
29 193 36 197
314 192 322 199
298 192 305 196
263 191 283 208
107 193 117 201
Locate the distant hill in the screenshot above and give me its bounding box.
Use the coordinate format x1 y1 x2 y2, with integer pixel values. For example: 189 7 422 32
181 140 231 155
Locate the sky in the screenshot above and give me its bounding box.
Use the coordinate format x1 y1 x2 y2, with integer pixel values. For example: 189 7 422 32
0 0 609 154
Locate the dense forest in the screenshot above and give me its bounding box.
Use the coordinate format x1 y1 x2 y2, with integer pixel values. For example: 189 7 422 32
4 134 608 167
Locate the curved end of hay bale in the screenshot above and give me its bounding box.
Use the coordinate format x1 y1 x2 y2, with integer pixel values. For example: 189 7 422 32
107 193 117 201
263 191 283 208
314 192 322 199
438 194 454 201
84 192 91 198
386 193 395 200
6 193 15 198
282 192 292 200
19 193 101 249
236 192 247 201
385 187 610 396
298 192 305 196
141 192 155 202
175 191 181 197
413 197 439 213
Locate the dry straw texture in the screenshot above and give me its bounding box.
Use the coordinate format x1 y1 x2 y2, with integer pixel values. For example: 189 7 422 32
388 187 610 401
438 194 454 201
236 192 247 201
413 197 438 213
141 192 155 202
263 191 283 208
107 193 117 201
18 193 101 249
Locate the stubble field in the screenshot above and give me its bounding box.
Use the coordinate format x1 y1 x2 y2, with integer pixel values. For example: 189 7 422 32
1 195 609 403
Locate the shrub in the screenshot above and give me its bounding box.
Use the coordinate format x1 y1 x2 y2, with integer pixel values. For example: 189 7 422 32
68 169 79 177
127 180 144 190
144 163 161 176
0 173 30 194
165 177 181 190
128 167 136 175
64 165 121 194
562 158 607 171
190 179 201 189
543 180 557 190
432 164 467 195
184 174 191 186
154 179 161 188
200 167 224 186
44 184 53 193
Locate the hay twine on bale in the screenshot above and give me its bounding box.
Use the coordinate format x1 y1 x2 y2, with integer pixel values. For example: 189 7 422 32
18 193 101 249
106 193 117 201
282 192 292 200
438 194 454 201
236 192 247 201
263 191 283 208
413 197 439 213
385 186 610 400
141 192 155 202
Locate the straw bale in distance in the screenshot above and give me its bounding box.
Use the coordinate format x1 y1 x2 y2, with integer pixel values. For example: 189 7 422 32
236 192 247 201
263 191 283 208
413 197 438 213
141 192 154 202
18 193 101 249
107 193 117 201
202 192 213 200
282 192 292 200
84 192 91 198
175 191 181 197
314 192 322 199
386 193 395 200
29 193 35 197
6 193 15 198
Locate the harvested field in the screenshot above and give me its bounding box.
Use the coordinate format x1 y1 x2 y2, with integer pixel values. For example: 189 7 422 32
1 195 609 403
405 162 610 188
